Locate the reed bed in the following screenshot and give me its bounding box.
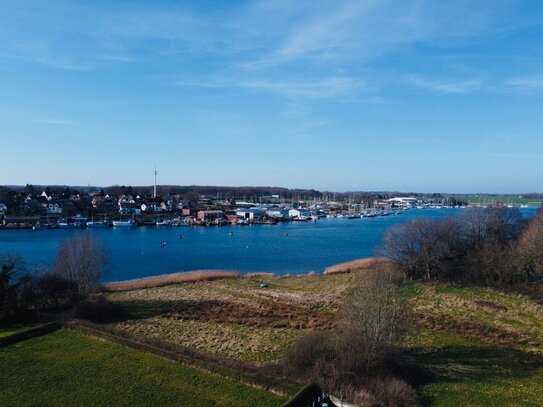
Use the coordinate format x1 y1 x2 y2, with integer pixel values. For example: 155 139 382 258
323 257 392 275
244 272 277 279
103 270 240 292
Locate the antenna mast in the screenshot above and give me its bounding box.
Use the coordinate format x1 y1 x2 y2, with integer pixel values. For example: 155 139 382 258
154 165 157 198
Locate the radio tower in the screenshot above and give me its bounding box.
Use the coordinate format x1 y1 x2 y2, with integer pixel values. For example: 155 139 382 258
153 165 157 198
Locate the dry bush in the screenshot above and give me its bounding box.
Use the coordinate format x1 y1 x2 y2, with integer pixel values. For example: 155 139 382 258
357 377 418 407
517 207 543 275
104 270 240 291
324 258 392 275
286 268 416 405
73 296 131 323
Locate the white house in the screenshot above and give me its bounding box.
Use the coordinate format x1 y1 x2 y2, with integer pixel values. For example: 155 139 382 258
386 197 418 208
288 208 310 220
46 203 62 214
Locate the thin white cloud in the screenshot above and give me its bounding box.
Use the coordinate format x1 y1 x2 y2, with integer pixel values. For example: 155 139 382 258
505 75 543 91
405 74 482 93
177 76 364 101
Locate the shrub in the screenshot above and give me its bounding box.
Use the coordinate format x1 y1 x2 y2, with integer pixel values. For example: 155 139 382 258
73 296 131 323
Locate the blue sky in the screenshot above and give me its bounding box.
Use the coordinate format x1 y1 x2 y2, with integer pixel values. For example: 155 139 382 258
1 0 542 193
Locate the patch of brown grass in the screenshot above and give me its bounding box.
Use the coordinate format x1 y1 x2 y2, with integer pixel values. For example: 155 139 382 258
103 270 240 292
323 257 393 275
411 312 530 347
244 273 277 279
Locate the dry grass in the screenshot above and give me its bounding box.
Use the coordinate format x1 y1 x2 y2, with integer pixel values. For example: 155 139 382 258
103 270 240 292
244 272 277 279
323 257 392 275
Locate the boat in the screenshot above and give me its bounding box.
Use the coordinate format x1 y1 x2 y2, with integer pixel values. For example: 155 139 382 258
156 219 172 226
112 219 136 227
86 220 109 228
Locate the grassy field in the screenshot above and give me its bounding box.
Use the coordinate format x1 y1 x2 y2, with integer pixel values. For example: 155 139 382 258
404 283 543 406
106 269 543 405
107 273 352 362
0 329 287 407
453 195 542 205
3 265 542 406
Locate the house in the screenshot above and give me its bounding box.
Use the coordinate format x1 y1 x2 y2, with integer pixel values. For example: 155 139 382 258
386 197 418 208
197 210 225 222
236 208 264 221
46 203 63 214
265 208 290 219
289 208 310 220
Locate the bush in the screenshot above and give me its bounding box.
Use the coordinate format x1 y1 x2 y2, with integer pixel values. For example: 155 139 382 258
73 296 131 323
286 269 417 405
517 207 543 276
355 377 418 407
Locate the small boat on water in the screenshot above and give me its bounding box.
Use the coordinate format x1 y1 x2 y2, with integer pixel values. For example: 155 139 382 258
156 219 172 226
86 220 109 228
112 219 136 227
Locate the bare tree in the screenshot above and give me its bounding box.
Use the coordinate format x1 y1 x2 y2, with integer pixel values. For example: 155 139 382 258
53 234 106 296
379 217 461 281
340 268 406 373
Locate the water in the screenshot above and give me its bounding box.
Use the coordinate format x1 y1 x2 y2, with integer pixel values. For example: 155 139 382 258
0 207 538 282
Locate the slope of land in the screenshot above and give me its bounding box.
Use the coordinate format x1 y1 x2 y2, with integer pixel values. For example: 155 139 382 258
104 265 543 405
0 329 287 407
2 261 542 406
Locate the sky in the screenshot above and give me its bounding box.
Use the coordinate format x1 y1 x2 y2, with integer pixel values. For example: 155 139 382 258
1 0 543 193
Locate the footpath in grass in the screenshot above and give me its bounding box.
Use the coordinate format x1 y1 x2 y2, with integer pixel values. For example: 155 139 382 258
0 329 287 407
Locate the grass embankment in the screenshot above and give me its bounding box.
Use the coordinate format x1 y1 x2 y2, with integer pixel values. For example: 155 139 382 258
403 283 543 406
0 329 287 407
105 263 543 405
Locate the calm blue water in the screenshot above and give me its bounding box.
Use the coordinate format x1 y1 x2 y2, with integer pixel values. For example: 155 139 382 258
0 207 538 282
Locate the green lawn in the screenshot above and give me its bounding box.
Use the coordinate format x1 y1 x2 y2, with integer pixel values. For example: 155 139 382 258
0 329 287 407
403 282 543 406
410 332 543 407
0 322 44 338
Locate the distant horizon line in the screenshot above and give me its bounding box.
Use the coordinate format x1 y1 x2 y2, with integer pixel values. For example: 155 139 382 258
2 184 542 196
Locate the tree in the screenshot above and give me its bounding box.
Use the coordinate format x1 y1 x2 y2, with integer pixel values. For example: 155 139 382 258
340 268 406 373
0 256 25 323
517 208 543 275
379 217 462 281
53 234 106 296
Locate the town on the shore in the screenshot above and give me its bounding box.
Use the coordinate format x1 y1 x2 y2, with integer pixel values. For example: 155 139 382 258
0 184 534 230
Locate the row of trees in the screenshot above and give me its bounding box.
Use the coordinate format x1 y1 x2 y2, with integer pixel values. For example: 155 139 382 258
379 206 543 286
0 235 105 324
